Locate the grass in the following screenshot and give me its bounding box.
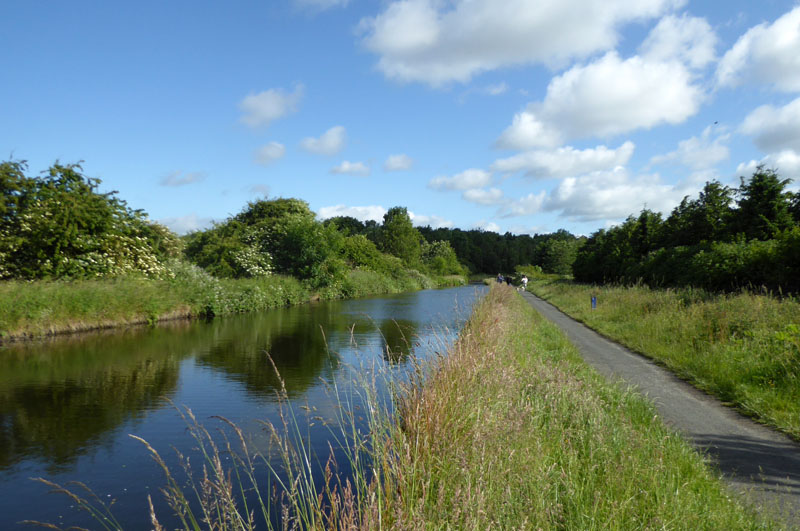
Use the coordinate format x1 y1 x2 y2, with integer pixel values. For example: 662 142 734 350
31 284 772 529
372 284 770 529
0 262 466 342
528 278 800 439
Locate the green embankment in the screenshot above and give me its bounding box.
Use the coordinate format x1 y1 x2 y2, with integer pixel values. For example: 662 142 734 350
0 262 465 342
528 278 800 439
366 284 770 528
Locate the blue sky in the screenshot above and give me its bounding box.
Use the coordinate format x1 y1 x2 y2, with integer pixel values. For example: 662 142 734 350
2 0 800 236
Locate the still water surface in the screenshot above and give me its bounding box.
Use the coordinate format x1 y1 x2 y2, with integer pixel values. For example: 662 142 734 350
0 285 485 529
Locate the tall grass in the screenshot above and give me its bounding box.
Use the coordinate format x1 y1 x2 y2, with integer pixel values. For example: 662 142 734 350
0 262 465 341
372 285 769 528
528 278 800 439
31 284 772 529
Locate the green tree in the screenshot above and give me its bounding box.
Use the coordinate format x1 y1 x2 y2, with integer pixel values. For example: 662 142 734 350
379 207 423 267
0 160 180 279
734 167 794 240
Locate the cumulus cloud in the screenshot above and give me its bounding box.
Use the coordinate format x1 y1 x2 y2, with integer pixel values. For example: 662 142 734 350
462 187 505 205
497 51 702 148
408 212 454 228
500 192 547 217
649 127 729 169
429 168 492 190
491 141 634 178
239 85 304 128
318 204 387 221
254 142 286 165
545 166 684 222
158 213 215 235
359 0 683 86
716 6 800 92
740 97 800 153
639 14 716 69
301 125 346 155
736 149 800 182
331 160 370 176
384 153 414 171
160 171 206 187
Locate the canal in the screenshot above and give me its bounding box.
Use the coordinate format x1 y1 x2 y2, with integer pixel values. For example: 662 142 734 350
0 285 486 529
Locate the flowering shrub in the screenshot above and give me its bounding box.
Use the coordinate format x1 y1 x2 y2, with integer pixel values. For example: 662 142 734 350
0 160 181 280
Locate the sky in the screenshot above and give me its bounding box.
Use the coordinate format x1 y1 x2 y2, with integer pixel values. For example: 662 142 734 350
2 0 800 237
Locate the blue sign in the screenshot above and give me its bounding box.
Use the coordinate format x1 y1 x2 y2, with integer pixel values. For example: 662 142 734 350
591 296 597 310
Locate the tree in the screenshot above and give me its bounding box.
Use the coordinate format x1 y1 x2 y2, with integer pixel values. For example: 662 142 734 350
0 160 180 279
734 167 794 240
379 207 422 267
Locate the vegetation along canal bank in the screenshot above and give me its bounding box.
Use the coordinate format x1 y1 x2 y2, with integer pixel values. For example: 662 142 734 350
0 160 468 342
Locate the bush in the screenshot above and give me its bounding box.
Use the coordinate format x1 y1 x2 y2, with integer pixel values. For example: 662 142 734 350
0 160 181 280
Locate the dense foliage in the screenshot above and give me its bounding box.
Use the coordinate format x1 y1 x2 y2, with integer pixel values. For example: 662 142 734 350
0 160 181 280
185 199 467 291
325 215 583 276
574 167 800 293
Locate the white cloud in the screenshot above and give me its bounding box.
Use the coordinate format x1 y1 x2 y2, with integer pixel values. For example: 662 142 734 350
384 153 414 171
254 142 286 165
498 51 702 148
491 141 634 178
495 111 562 149
158 213 215 235
473 220 501 233
160 171 206 187
462 187 505 205
301 125 346 155
736 149 800 182
500 192 547 217
716 7 800 92
740 97 800 152
359 0 684 86
239 85 304 128
545 166 684 222
248 184 270 196
429 168 492 190
649 127 729 169
640 14 716 69
408 212 454 228
330 160 370 176
486 82 508 95
318 204 387 222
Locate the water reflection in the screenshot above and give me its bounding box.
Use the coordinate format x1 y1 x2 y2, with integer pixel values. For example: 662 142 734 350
0 285 485 529
0 326 188 472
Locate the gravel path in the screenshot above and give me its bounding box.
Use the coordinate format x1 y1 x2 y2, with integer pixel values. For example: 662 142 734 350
520 291 800 528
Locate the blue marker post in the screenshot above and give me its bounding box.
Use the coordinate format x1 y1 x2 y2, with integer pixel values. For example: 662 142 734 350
591 295 597 310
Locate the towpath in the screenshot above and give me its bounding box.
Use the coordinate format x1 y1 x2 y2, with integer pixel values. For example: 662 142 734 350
520 291 800 528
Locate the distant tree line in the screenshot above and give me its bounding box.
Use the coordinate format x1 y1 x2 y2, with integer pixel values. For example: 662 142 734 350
326 217 584 276
573 167 800 294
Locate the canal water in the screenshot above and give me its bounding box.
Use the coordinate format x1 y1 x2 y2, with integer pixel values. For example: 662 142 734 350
0 285 485 529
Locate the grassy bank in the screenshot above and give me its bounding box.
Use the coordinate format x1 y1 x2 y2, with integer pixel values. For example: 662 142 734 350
362 284 769 528
0 262 465 342
528 278 800 439
41 284 772 529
